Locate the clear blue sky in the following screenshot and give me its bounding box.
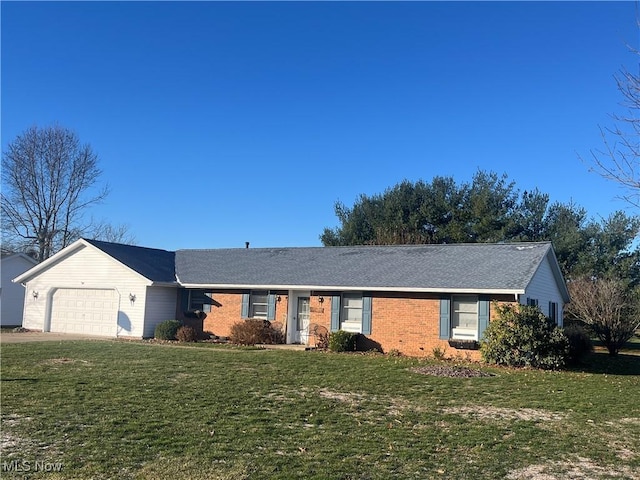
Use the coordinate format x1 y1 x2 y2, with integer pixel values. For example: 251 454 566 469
2 1 638 251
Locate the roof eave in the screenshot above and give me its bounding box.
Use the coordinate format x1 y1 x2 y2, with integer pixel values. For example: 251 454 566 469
178 282 524 295
151 281 180 288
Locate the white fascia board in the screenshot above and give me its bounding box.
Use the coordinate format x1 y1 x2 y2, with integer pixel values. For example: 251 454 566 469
179 283 523 296
151 282 180 288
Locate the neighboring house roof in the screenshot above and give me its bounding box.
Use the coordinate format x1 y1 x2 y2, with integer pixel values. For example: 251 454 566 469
1 253 38 265
176 242 569 300
13 238 177 285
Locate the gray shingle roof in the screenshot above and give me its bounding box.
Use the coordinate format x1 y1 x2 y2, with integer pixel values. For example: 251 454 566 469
175 242 556 293
86 239 176 284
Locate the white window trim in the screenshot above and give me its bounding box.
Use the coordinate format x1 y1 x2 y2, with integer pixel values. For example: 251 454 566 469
249 291 269 319
341 292 363 333
451 295 479 341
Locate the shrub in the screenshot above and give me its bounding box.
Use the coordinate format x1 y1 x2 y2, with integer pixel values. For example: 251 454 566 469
230 319 284 345
176 325 198 343
328 330 356 352
154 320 182 341
432 344 447 361
563 323 593 364
480 304 569 369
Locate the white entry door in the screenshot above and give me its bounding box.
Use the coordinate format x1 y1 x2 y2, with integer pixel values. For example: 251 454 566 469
295 296 310 344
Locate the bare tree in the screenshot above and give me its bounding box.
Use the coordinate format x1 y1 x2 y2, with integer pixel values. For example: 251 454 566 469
2 125 109 261
566 276 640 355
586 44 640 207
90 221 137 245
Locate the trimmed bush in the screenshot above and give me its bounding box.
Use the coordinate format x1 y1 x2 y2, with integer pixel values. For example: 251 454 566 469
176 325 198 343
480 304 569 369
154 320 182 341
328 330 357 352
230 319 284 345
564 323 593 364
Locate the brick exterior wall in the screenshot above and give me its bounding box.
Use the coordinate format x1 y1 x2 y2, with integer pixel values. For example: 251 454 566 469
185 290 515 358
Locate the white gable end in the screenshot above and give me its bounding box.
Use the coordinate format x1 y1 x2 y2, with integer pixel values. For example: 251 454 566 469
522 252 567 326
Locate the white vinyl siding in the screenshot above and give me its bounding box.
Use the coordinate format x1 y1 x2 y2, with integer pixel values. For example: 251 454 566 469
142 286 178 338
451 295 479 340
1 255 37 326
523 253 565 326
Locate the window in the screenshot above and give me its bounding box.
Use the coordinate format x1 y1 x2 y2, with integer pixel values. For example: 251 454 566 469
241 291 276 320
526 297 539 307
549 301 558 323
181 289 212 313
330 293 372 335
341 293 363 333
451 295 479 340
249 291 269 319
440 295 490 342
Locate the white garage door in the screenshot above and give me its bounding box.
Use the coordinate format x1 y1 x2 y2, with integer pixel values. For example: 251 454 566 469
49 288 118 336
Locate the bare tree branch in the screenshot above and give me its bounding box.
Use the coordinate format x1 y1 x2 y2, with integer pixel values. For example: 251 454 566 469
566 276 640 355
584 42 640 208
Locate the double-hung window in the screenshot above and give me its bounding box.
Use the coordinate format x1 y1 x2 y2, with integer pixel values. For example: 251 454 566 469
341 293 364 333
241 291 276 321
249 291 269 319
330 293 372 335
440 295 490 342
451 295 479 340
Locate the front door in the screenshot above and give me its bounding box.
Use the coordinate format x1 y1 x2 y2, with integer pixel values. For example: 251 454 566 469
295 296 310 344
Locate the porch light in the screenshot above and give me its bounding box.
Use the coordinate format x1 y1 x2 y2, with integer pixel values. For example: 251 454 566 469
318 296 324 304
129 293 136 305
276 295 282 302
32 290 38 300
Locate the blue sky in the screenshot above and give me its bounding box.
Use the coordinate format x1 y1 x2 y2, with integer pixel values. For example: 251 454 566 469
2 1 638 251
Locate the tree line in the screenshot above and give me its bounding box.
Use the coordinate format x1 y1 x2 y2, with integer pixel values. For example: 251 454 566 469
321 170 640 285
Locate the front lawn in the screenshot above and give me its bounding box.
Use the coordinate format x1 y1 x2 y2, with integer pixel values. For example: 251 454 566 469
1 341 639 479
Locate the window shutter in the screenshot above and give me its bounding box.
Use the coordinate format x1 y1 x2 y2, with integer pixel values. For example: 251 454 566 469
478 295 490 340
330 295 341 332
203 292 212 313
549 301 558 324
241 293 250 318
180 290 190 312
362 295 372 335
267 294 276 321
439 297 451 339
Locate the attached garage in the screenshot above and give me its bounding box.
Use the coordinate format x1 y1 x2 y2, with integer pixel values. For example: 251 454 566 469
14 239 178 338
49 288 119 335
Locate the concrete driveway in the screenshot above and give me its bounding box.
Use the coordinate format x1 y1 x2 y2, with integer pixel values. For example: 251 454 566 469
0 331 114 343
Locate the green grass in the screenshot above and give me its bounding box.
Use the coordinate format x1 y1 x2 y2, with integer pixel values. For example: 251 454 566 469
1 341 639 479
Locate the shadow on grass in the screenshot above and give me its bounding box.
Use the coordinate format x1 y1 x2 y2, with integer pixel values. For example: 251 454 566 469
570 350 640 375
0 378 39 383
